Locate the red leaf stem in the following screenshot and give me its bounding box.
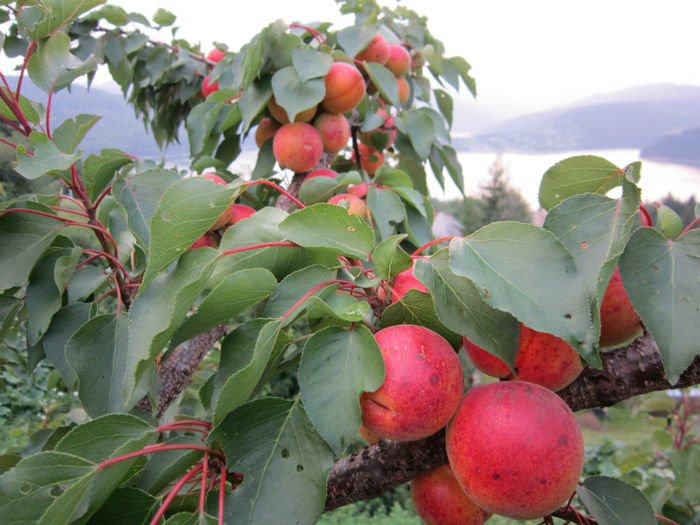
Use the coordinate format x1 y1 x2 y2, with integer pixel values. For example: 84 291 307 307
199 452 209 514
0 136 19 149
639 204 653 227
47 205 90 218
14 41 37 103
219 241 300 257
149 463 204 525
242 180 305 209
113 273 122 314
160 419 212 429
679 217 699 238
411 236 455 256
280 280 360 321
93 185 113 210
97 443 222 470
45 88 54 138
218 466 227 525
84 248 129 278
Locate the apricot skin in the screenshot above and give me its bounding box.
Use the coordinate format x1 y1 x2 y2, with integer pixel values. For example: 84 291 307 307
464 324 582 391
228 204 255 225
200 173 235 230
254 117 280 148
390 261 428 303
306 168 338 180
446 381 584 520
322 62 366 114
313 113 351 153
411 465 492 525
360 324 463 442
272 122 323 174
327 193 368 218
397 76 410 105
356 34 390 65
599 267 643 347
207 48 225 62
189 232 219 250
354 143 384 175
201 75 219 97
386 44 411 77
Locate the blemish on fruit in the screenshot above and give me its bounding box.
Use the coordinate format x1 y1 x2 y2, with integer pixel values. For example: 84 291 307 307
348 226 355 231
492 473 500 480
430 374 439 384
558 435 568 446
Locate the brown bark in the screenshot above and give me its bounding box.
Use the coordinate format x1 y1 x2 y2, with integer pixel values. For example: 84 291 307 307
324 332 700 511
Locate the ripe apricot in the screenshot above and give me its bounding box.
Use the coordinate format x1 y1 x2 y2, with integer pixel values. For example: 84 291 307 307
272 122 323 173
411 465 491 525
327 193 368 218
322 62 366 114
354 143 384 175
313 113 351 153
254 117 281 148
200 173 235 230
267 95 317 124
385 44 411 77
228 203 255 225
446 381 584 520
360 324 463 441
599 267 643 347
201 75 219 97
356 34 390 65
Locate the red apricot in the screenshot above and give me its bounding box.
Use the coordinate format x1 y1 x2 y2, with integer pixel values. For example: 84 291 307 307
327 193 368 218
463 325 582 392
359 109 396 151
599 267 643 347
228 203 255 225
354 143 384 175
356 34 390 65
359 425 381 445
411 465 492 525
346 182 369 198
189 232 219 250
313 113 351 153
201 75 219 97
446 381 584 520
390 260 428 303
272 122 324 173
267 95 317 124
396 76 410 105
322 62 366 114
462 337 512 379
385 44 411 77
360 324 463 442
254 117 281 148
206 48 225 63
306 168 338 180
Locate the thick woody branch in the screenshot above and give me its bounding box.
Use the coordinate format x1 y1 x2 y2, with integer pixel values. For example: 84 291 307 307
324 332 700 511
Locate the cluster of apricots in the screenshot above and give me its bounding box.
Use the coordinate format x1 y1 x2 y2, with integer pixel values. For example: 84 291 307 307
197 34 411 221
358 256 643 524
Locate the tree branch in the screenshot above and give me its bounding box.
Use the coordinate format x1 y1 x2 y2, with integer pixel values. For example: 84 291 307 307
324 332 700 511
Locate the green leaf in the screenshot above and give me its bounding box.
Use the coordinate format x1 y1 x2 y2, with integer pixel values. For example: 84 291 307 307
445 56 476 96
0 204 64 289
83 149 131 202
169 268 277 348
50 114 101 154
20 0 105 40
299 171 362 205
279 204 374 261
135 436 203 494
298 325 384 454
55 414 153 462
372 234 413 280
292 48 333 83
0 93 43 125
337 24 377 59
152 7 175 26
655 204 684 240
414 251 520 368
66 313 132 417
239 77 272 132
212 207 307 283
43 303 90 387
380 288 462 349
14 132 81 179
437 145 464 195
403 205 433 250
576 476 656 525
402 109 435 160
212 320 284 424
142 177 242 288
0 295 21 343
670 447 700 503
26 246 76 345
364 62 399 106
543 181 641 304
263 265 337 322
306 293 370 323
449 223 598 364
619 228 700 384
209 398 333 525
27 32 97 93
186 100 226 157
111 168 181 249
433 89 453 128
366 186 405 241
0 451 94 525
271 66 325 123
539 155 623 211
85 488 158 525
128 249 218 397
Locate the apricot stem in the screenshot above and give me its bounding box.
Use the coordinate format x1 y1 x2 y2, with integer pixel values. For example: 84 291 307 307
199 452 209 513
411 236 455 256
149 463 204 525
218 466 227 525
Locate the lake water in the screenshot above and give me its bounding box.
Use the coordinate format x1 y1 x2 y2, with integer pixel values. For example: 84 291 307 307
227 148 700 210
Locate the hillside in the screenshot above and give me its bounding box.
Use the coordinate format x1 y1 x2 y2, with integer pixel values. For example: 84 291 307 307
641 127 700 167
455 84 700 166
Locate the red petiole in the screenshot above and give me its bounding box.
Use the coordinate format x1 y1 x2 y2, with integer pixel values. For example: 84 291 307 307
241 179 305 209
412 236 455 256
220 241 299 257
97 443 223 470
280 280 362 321
149 463 204 525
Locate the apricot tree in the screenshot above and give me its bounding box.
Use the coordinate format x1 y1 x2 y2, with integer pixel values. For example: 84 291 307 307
0 1 698 524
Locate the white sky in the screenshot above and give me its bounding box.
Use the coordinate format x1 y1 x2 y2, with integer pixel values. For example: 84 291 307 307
108 0 700 116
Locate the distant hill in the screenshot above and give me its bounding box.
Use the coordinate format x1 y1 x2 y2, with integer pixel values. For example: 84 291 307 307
7 77 189 160
641 127 700 167
455 84 700 166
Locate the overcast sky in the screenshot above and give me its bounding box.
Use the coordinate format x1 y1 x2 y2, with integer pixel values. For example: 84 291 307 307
108 0 700 116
